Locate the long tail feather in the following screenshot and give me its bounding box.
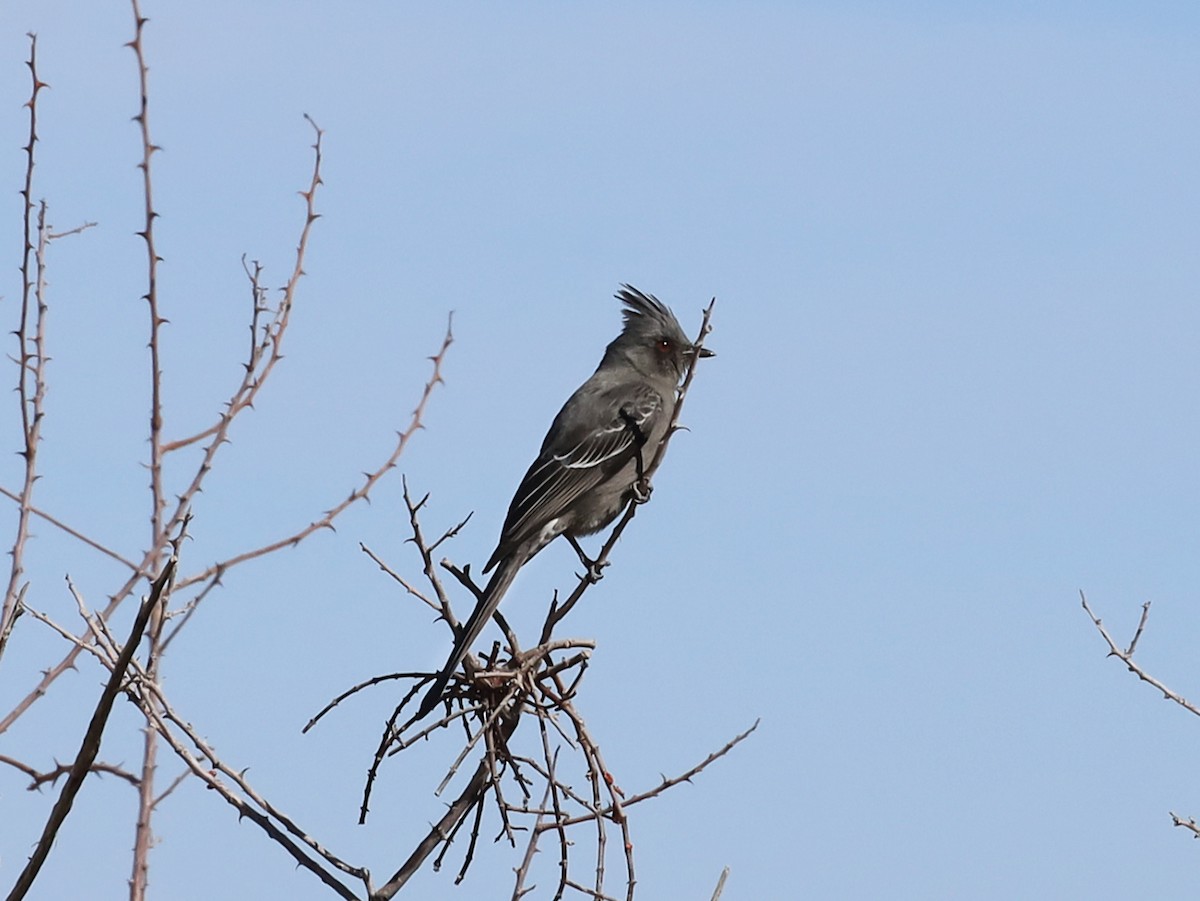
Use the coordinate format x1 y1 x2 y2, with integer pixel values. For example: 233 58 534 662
415 555 521 719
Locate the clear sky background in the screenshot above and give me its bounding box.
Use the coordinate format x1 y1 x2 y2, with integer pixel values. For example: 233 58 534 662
1 3 1199 899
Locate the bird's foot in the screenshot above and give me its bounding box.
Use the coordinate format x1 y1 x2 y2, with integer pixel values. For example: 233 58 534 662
632 478 653 504
567 534 609 582
579 557 610 583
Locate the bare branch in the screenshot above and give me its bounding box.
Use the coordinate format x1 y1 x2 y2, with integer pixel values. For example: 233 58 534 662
1 114 340 733
1125 600 1151 657
125 672 366 897
709 867 730 901
0 755 140 792
372 708 522 899
303 672 424 734
1 35 49 667
171 315 453 596
128 0 166 557
0 486 139 570
1080 592 1200 717
400 476 458 626
1171 812 1200 839
151 768 190 807
360 542 437 611
578 720 759 819
1082 592 1200 839
121 11 175 890
163 117 328 583
5 558 174 901
0 555 155 734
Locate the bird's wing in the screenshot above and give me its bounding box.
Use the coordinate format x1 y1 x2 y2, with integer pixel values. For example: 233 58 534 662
488 382 665 566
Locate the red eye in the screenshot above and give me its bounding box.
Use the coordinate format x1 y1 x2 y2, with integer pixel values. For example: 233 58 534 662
658 339 672 353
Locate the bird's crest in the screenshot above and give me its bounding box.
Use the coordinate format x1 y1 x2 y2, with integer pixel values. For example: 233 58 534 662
615 285 689 346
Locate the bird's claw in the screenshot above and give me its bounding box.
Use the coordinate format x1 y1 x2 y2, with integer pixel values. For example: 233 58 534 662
632 479 653 504
578 557 611 583
566 534 608 582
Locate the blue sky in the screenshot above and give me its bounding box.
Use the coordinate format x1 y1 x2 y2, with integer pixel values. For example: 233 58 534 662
1 3 1199 899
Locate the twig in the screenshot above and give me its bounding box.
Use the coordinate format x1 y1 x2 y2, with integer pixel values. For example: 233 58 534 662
0 486 138 570
360 542 437 611
18 603 112 663
0 755 141 792
303 672 422 733
151 768 190 807
0 586 26 669
372 708 522 900
160 108 322 457
511 749 559 900
0 554 151 735
127 675 365 901
561 881 618 901
1125 600 1151 656
157 572 223 652
164 117 327 589
1 35 48 668
709 867 730 901
1080 592 1200 717
548 720 759 830
1171 813 1200 839
1082 593 1200 839
91 12 169 893
159 258 269 454
401 476 458 626
128 0 166 552
435 684 524 796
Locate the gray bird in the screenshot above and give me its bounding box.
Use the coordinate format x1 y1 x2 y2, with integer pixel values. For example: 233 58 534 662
416 286 712 719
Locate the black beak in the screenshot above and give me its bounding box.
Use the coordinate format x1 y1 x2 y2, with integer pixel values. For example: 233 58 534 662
694 345 715 359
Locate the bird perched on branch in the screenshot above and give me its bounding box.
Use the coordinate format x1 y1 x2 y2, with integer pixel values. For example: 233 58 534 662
416 286 712 719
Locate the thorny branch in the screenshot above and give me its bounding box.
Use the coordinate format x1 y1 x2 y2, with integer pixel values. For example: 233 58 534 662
6 557 176 901
4 311 453 901
1081 591 1200 842
0 754 140 792
126 7 167 894
2 13 454 901
1 34 100 660
29 558 367 901
0 34 45 666
0 105 333 736
0 486 138 571
0 34 90 668
161 114 328 595
1080 592 1200 717
170 313 454 597
129 0 165 552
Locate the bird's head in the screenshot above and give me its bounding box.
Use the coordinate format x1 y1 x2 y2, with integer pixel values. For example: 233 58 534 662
606 285 714 382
